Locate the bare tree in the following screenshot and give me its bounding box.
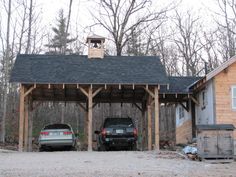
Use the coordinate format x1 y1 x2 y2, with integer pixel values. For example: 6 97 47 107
1 0 11 143
143 25 181 76
17 0 28 54
25 0 33 54
172 10 205 76
66 0 73 36
200 31 221 72
214 0 236 61
91 0 171 56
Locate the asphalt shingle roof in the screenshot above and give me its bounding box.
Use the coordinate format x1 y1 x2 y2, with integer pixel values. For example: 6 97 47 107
10 54 169 85
160 76 202 94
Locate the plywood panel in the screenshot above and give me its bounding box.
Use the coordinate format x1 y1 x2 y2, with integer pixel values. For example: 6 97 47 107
214 62 236 139
176 119 192 144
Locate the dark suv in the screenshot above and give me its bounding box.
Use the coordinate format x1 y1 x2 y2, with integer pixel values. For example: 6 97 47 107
95 117 137 151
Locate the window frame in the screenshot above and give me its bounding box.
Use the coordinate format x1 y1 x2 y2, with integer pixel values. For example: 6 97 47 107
232 86 236 110
178 106 184 119
201 89 207 110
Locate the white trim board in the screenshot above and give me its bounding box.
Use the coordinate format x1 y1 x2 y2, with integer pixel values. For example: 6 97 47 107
206 55 236 81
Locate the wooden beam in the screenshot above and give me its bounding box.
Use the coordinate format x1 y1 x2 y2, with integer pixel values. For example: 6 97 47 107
77 102 87 112
19 85 25 152
84 106 88 149
190 96 199 106
28 97 33 152
24 86 35 97
150 99 154 106
64 84 67 98
180 102 189 112
141 102 146 151
92 87 103 98
24 96 29 151
163 93 165 98
93 102 98 108
147 95 152 151
87 87 93 151
133 103 142 112
143 87 154 98
154 86 160 151
147 96 152 151
79 87 89 97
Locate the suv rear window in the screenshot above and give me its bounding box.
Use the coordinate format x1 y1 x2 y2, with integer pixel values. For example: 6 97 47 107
44 124 71 130
104 118 134 128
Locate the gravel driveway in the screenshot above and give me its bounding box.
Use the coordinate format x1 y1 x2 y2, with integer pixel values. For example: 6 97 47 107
0 150 235 177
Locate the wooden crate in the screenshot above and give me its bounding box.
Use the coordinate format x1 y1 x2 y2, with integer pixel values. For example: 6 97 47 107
197 124 235 161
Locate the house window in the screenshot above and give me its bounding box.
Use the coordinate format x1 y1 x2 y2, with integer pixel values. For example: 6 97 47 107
179 106 184 119
232 86 236 109
201 90 207 110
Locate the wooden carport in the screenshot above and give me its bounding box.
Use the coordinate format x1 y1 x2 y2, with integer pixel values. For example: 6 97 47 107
10 54 200 152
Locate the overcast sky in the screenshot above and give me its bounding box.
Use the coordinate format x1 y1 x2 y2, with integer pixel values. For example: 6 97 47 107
0 0 223 56
39 0 217 36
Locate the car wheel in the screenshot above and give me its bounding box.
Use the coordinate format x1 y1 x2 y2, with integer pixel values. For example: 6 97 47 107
131 143 137 151
39 146 45 152
70 146 76 151
98 144 108 151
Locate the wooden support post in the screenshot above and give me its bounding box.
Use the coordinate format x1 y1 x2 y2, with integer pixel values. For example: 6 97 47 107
84 104 88 149
88 87 93 151
154 86 160 151
19 85 25 152
147 97 152 151
28 96 33 152
24 96 29 151
141 102 146 151
79 86 103 151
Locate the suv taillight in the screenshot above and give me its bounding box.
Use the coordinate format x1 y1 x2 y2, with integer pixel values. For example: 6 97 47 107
40 132 49 136
133 128 138 138
63 131 72 135
101 128 106 137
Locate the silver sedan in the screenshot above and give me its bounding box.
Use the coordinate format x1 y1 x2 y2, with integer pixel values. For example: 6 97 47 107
38 123 76 151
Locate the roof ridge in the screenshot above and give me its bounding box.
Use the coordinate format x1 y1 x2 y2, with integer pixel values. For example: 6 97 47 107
206 55 236 81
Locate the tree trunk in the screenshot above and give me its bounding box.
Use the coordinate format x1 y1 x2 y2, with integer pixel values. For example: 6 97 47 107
116 44 122 56
1 0 11 143
25 0 33 54
61 103 65 123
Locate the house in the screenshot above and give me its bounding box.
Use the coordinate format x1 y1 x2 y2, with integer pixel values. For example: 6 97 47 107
175 56 236 153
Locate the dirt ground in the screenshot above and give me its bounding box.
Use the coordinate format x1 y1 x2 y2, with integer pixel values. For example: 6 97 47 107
0 150 235 177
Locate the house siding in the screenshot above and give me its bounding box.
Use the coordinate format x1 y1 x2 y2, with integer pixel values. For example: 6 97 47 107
214 62 236 139
195 80 215 125
176 102 192 144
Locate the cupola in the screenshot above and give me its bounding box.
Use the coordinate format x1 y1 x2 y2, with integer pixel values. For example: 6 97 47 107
86 34 105 59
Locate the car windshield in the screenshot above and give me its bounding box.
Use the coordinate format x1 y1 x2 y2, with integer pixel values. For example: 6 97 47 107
44 124 71 130
104 118 134 128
